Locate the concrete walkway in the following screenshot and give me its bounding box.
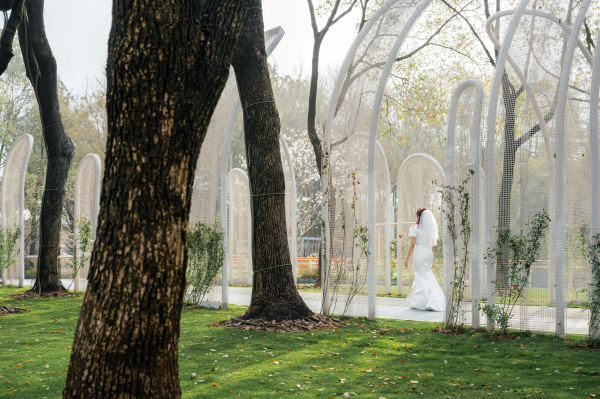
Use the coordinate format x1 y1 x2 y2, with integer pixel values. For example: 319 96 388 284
3 279 589 335
227 287 590 335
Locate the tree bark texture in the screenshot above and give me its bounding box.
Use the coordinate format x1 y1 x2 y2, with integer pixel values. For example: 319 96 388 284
18 0 76 293
64 1 248 397
231 0 313 321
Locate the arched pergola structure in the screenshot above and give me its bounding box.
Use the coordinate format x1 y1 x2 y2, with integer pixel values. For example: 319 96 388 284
588 27 600 341
396 153 446 297
445 80 484 328
347 132 391 294
190 27 285 308
1 134 33 287
73 154 102 291
227 168 252 286
485 0 592 335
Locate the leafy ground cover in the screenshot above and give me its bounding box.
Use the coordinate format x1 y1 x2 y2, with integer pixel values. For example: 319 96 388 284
0 285 599 398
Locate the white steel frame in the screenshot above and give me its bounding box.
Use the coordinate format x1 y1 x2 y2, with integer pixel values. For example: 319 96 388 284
347 132 392 294
396 153 446 298
589 27 600 341
0 134 33 287
227 168 252 287
73 153 102 291
445 80 484 328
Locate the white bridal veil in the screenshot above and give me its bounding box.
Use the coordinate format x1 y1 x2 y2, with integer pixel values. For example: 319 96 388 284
419 209 439 247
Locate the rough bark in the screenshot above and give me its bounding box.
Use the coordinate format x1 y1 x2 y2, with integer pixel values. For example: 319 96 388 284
231 0 313 321
64 1 248 397
18 0 75 293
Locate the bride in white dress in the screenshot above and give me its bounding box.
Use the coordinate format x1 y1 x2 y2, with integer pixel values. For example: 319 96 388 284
403 208 446 311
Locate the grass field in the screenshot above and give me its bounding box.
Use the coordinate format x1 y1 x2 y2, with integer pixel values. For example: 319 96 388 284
1 285 599 398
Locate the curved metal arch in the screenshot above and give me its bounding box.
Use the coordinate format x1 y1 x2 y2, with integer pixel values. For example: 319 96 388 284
279 135 298 284
219 26 285 307
588 25 600 341
486 9 593 67
484 0 531 331
445 79 484 328
73 153 102 291
395 153 446 297
227 168 252 287
347 132 392 294
553 0 592 337
1 134 33 288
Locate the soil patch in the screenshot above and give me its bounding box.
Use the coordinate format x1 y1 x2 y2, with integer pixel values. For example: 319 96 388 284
212 313 343 332
567 342 599 350
0 306 29 314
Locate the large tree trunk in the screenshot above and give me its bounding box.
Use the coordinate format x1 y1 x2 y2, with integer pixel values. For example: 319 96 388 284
231 0 313 321
64 1 248 397
18 0 75 293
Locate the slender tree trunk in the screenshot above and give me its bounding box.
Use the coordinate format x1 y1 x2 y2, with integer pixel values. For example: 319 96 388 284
231 0 313 321
64 1 248 397
18 0 75 293
307 38 323 175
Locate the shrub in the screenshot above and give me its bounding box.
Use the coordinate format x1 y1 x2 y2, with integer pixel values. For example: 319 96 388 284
186 221 224 304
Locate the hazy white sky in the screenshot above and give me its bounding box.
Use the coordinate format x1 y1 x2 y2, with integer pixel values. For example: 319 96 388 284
43 1 361 92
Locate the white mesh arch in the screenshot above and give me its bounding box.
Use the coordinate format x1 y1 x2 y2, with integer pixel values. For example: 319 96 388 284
227 168 251 287
1 134 33 287
322 0 433 319
73 153 102 291
588 27 600 341
445 80 485 328
485 0 592 335
279 136 298 284
396 153 445 299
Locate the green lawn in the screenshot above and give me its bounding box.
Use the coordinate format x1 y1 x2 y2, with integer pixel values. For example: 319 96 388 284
1 286 599 398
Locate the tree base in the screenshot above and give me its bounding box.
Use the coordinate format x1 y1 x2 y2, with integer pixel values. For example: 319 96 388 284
214 313 343 332
8 289 73 299
240 298 314 321
0 305 28 314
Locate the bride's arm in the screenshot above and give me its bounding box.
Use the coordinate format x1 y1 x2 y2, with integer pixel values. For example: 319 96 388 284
431 245 436 252
404 237 416 268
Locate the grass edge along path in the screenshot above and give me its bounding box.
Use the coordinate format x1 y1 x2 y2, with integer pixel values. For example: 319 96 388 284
0 286 598 398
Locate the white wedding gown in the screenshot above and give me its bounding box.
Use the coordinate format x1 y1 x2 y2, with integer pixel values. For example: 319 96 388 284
406 224 446 311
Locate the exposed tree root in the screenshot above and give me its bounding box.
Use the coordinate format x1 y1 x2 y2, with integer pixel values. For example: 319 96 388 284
0 306 28 314
213 313 343 332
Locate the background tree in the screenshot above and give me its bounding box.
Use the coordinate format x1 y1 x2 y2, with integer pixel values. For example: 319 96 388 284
0 0 76 293
231 0 313 320
64 1 249 397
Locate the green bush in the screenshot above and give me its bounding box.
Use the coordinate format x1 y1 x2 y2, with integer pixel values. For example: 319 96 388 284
0 226 20 278
186 221 224 304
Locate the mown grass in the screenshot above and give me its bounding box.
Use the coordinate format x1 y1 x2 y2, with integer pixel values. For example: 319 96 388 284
1 285 599 398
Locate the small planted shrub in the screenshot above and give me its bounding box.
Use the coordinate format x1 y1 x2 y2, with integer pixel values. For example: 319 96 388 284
587 233 600 341
440 172 472 329
481 209 550 334
0 226 19 278
69 217 92 289
186 221 224 305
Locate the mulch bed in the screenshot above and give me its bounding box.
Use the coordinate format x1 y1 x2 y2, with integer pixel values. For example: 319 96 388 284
297 284 320 290
7 291 76 299
567 342 599 350
212 313 343 332
488 334 516 340
0 306 29 315
431 327 466 335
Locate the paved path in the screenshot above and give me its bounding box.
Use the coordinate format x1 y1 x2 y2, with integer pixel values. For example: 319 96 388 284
227 287 590 335
4 279 589 335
